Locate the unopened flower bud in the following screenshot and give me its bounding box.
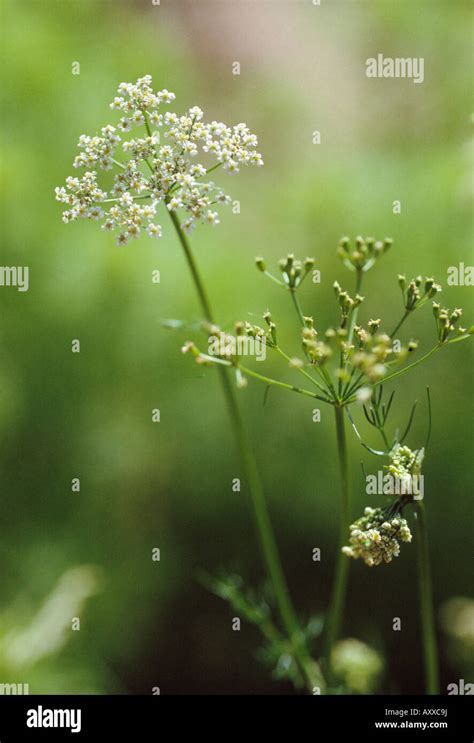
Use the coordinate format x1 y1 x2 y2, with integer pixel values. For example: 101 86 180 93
424 277 434 294
368 318 381 334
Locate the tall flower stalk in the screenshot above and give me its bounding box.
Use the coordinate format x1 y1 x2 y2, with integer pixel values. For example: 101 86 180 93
322 404 350 673
415 501 439 694
167 212 319 692
55 75 320 692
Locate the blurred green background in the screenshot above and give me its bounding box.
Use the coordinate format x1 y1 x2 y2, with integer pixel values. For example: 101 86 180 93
0 0 472 694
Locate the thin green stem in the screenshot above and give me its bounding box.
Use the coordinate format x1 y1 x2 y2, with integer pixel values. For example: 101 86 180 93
167 208 322 692
371 345 441 387
97 194 152 204
414 501 439 694
275 346 333 399
205 162 223 176
323 405 351 674
111 158 127 170
287 289 338 399
347 269 363 348
237 362 332 405
390 310 410 338
290 289 305 325
344 344 442 404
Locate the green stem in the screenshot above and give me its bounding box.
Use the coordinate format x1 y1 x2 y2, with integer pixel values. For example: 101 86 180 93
414 501 439 694
390 310 410 339
167 209 322 692
237 363 332 405
290 289 305 325
323 405 351 674
347 269 363 348
275 346 333 398
372 345 441 387
344 344 442 404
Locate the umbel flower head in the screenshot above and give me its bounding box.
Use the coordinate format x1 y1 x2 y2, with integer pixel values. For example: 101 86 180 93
342 507 412 567
55 75 263 245
331 638 384 693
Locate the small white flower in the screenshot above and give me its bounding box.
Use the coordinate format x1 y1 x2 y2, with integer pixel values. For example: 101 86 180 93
116 232 129 246
132 110 145 125
89 207 104 221
146 223 162 238
110 97 124 110
204 210 220 225
127 224 141 239
117 117 132 132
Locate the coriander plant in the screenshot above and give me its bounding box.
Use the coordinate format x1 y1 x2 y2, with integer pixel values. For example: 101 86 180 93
56 76 472 694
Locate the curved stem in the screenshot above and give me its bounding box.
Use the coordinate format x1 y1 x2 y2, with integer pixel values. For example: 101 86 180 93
414 501 439 694
167 209 322 692
323 405 351 674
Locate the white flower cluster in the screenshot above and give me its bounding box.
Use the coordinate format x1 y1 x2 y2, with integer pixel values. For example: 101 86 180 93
55 75 263 245
342 507 412 567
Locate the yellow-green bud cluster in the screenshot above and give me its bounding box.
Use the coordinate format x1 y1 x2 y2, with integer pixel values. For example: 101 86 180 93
399 275 442 312
333 281 365 327
277 253 315 289
301 326 332 366
338 235 392 273
432 304 466 343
